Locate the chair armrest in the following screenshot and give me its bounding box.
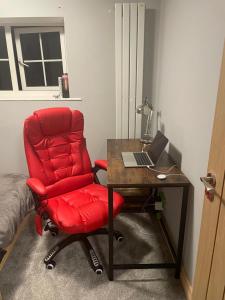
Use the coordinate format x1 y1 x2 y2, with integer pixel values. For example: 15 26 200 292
26 178 47 196
94 160 108 171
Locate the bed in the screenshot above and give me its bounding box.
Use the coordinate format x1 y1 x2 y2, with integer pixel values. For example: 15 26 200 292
0 174 34 268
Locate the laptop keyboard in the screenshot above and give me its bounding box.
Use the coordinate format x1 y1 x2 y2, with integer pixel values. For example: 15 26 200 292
133 152 152 166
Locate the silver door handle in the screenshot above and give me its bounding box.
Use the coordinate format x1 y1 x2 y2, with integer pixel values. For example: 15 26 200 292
200 173 216 200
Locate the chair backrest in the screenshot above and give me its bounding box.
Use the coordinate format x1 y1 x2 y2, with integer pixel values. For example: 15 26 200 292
24 107 93 197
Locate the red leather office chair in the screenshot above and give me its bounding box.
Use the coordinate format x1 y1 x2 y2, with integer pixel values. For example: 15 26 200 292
24 107 124 274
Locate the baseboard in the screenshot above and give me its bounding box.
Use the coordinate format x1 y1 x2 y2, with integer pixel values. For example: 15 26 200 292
0 212 31 272
180 265 193 300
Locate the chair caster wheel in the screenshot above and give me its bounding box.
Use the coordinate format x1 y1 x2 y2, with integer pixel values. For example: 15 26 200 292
50 229 58 237
46 260 56 270
95 267 103 275
115 232 124 242
44 220 58 236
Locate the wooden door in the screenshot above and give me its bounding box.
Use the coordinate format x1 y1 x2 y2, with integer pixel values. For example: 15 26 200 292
207 182 225 299
192 42 225 299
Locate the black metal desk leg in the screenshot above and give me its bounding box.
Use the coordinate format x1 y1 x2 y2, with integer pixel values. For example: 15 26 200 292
108 187 114 281
175 185 189 278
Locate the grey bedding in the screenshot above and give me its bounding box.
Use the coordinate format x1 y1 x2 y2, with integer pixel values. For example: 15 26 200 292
0 174 33 249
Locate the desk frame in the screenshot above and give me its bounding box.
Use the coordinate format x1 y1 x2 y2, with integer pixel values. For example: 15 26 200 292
107 139 190 281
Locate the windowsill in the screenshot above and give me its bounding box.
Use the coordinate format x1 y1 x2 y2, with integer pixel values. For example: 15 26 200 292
0 97 82 101
0 91 82 101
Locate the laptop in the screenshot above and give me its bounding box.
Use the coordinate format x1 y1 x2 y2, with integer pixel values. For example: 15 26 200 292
122 131 169 167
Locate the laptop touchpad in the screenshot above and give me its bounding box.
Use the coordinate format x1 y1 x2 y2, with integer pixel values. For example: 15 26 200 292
122 152 137 167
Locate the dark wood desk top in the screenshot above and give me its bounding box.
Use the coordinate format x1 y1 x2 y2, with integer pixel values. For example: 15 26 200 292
107 139 190 188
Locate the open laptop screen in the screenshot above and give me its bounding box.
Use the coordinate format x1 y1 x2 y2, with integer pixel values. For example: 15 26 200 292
147 131 169 164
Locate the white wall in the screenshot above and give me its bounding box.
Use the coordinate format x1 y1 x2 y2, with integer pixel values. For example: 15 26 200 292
0 0 115 175
0 0 160 175
152 0 225 284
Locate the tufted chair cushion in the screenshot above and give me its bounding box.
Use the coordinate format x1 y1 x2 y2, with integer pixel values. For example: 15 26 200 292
42 184 123 234
24 108 93 193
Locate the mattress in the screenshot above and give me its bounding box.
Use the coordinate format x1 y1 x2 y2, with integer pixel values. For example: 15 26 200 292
0 174 33 250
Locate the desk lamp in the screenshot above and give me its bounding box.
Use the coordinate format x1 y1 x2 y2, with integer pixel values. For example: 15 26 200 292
136 97 153 144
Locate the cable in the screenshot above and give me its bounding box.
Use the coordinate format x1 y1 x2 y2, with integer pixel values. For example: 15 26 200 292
146 164 177 174
147 164 186 181
165 173 186 177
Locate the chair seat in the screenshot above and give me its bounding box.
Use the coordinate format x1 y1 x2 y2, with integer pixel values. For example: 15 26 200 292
42 183 124 234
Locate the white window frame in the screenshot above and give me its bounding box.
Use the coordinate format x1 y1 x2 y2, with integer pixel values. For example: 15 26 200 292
0 26 19 91
14 26 66 91
0 20 81 101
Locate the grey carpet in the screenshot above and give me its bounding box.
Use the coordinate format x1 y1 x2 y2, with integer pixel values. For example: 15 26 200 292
0 213 186 300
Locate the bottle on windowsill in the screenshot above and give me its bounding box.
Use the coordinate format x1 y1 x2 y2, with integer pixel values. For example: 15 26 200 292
62 73 70 98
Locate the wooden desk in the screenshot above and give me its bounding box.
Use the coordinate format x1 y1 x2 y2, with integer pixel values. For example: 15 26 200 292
107 139 190 281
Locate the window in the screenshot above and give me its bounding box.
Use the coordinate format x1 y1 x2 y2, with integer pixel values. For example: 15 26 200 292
0 27 13 90
0 25 66 93
15 27 66 90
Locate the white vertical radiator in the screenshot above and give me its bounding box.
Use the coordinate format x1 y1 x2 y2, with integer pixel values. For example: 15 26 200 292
115 2 145 139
